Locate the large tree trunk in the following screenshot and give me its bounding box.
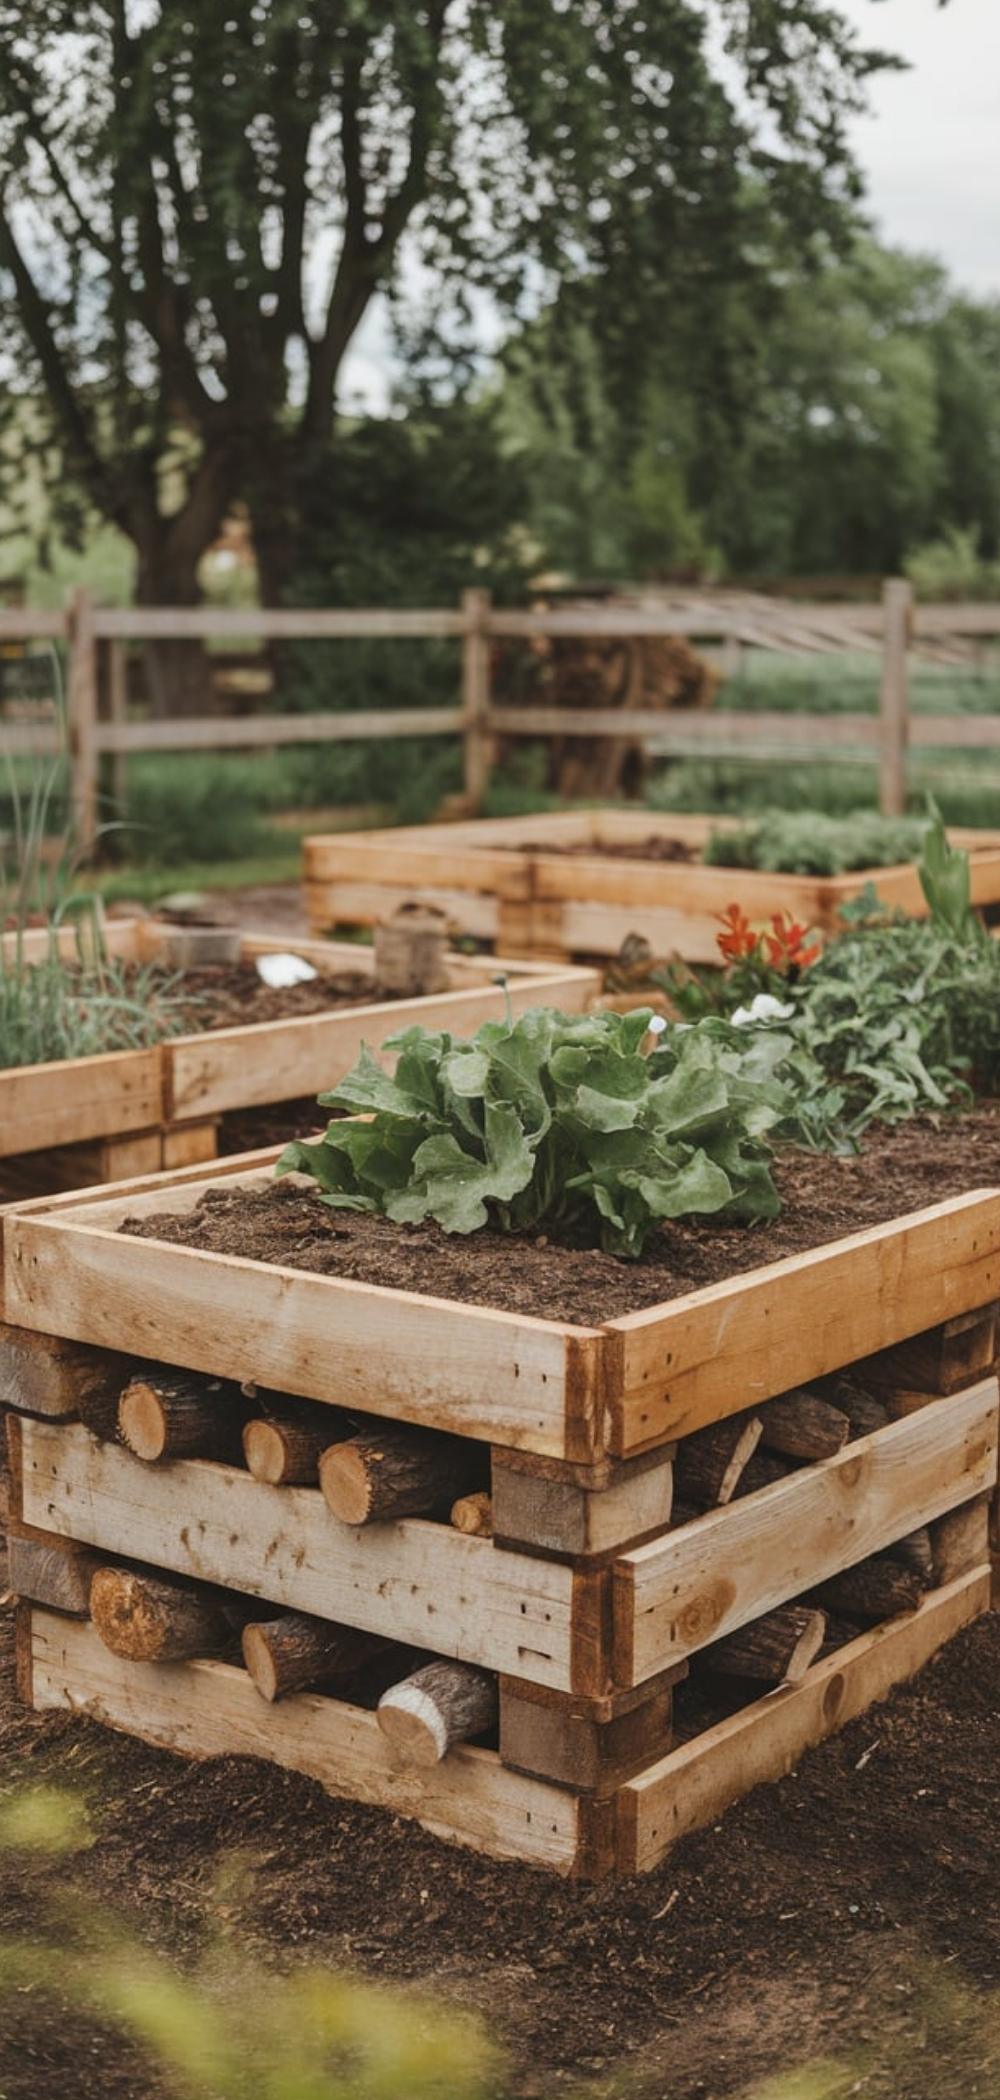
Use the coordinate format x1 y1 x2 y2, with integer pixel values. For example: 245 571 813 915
133 547 216 720
127 445 237 718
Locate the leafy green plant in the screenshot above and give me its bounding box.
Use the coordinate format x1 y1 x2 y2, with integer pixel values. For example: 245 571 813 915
701 808 932 876
278 1004 805 1258
645 810 1000 1142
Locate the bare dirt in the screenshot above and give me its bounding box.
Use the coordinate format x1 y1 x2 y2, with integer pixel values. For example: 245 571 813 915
5 884 1000 2097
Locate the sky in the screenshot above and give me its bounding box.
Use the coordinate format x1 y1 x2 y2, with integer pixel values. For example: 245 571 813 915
340 0 1000 411
835 0 1000 300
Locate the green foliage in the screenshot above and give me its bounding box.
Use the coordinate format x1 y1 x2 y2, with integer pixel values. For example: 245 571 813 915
655 813 1000 1141
108 755 275 868
701 809 933 876
0 920 196 1069
789 813 1000 1121
1 729 198 1065
905 524 1000 602
278 1004 806 1259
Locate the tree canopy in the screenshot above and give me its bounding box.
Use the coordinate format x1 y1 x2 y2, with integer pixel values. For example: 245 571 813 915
0 0 896 619
498 240 1000 583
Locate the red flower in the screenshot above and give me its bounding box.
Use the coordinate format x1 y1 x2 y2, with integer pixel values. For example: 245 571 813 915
716 903 759 962
763 911 821 971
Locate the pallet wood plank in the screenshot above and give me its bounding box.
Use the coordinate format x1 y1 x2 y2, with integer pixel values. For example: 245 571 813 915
166 964 600 1121
614 1380 997 1685
1 1183 608 1461
20 1608 594 1874
619 1568 990 1874
14 1419 600 1692
306 879 501 941
608 1197 1000 1453
0 1048 164 1159
0 1325 127 1423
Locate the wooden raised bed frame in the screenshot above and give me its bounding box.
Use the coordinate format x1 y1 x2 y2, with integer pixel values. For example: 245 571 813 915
0 919 599 1199
3 1157 999 1876
303 809 1000 964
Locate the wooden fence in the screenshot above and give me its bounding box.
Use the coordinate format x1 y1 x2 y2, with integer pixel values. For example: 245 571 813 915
1 579 999 854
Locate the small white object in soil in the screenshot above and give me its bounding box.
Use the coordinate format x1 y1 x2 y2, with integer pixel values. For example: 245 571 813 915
255 952 319 988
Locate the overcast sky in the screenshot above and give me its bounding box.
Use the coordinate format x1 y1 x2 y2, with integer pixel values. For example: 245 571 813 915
836 0 1000 299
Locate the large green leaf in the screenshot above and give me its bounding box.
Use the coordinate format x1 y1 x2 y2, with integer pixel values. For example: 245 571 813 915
281 1003 788 1257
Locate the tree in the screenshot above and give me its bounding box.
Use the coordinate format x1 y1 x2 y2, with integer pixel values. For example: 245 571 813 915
0 2 896 703
499 238 1000 586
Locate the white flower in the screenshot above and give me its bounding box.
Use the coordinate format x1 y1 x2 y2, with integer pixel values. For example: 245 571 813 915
730 993 796 1027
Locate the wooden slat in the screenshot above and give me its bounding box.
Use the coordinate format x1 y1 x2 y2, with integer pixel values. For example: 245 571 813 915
14 1419 603 1692
487 706 882 746
608 1193 1000 1454
20 1609 596 1874
305 879 501 941
93 607 468 639
1 1194 605 1460
619 1568 990 1874
302 831 533 894
166 964 601 1121
614 1380 998 1685
0 1049 163 1159
98 709 465 754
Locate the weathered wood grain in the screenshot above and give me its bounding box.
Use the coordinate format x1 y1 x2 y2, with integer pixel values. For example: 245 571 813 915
613 1380 997 1685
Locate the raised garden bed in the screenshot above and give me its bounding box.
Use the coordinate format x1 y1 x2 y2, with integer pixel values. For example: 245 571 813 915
3 1144 998 1876
0 918 600 1200
303 809 1000 963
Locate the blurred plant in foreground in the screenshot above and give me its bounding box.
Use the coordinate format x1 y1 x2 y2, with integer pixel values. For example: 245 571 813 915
0 1787 500 2100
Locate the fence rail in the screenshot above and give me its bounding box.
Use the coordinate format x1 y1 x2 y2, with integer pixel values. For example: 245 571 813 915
1 579 999 854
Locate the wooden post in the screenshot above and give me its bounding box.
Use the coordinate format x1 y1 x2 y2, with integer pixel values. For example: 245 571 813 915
65 586 99 859
461 586 492 812
878 577 912 817
106 636 128 817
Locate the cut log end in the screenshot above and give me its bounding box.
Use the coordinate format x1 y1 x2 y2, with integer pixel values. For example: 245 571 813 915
376 1661 498 1766
319 1426 482 1527
89 1565 240 1663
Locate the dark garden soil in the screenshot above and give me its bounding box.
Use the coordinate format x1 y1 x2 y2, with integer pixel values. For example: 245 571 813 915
125 1104 1000 1327
6 887 1000 2096
156 958 412 1035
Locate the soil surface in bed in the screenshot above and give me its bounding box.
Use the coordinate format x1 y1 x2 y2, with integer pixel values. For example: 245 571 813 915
124 1104 1000 1327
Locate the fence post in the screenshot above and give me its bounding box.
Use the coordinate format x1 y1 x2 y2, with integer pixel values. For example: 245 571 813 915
878 577 912 816
461 586 492 811
106 637 129 816
65 585 99 857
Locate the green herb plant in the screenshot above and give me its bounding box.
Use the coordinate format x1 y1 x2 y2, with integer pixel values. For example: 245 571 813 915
701 808 932 877
1 707 195 1069
278 1004 808 1259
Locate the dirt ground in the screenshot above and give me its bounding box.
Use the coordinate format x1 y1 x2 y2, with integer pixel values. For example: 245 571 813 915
6 1597 1000 2100
6 882 1000 2098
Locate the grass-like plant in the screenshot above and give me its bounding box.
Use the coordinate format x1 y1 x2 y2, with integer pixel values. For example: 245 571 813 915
700 808 933 877
1 709 194 1069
